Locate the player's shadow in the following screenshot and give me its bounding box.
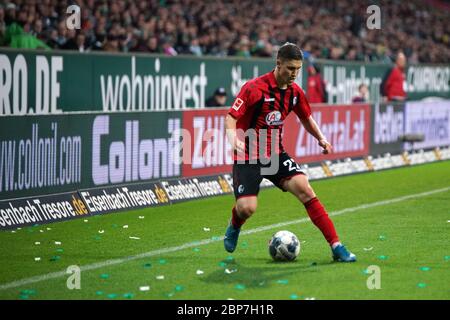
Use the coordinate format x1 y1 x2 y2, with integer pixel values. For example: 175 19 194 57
201 257 330 289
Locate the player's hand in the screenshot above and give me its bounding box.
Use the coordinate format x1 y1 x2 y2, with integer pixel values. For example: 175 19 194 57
318 139 332 154
235 139 245 154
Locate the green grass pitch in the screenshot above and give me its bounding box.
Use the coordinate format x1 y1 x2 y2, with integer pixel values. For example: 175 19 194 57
0 161 449 300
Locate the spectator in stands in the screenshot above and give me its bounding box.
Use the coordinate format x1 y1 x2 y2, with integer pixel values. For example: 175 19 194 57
0 5 7 46
0 0 448 63
352 83 370 103
306 64 328 104
162 37 177 56
189 38 203 56
205 87 227 107
62 32 90 52
381 51 407 102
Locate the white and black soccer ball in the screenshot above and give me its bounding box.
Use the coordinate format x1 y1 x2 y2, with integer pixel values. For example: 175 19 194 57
268 230 301 261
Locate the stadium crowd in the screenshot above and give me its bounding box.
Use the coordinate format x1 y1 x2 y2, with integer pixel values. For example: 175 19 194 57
0 0 449 63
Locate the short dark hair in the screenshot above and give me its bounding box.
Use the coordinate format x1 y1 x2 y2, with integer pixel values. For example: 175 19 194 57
277 42 304 61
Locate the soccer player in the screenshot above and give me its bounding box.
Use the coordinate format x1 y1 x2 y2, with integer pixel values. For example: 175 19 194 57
224 43 356 262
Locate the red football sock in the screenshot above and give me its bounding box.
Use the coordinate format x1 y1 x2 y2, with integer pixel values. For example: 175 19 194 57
231 206 246 229
303 197 339 245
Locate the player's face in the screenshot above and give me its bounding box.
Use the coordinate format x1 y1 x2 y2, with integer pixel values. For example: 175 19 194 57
277 59 302 86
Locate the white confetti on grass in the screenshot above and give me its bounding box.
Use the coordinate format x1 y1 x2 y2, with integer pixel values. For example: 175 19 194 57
196 270 204 275
139 216 145 219
34 242 41 245
55 241 62 245
225 269 237 274
203 227 211 232
139 286 150 291
98 230 105 234
156 275 165 280
363 247 373 251
1 186 448 292
123 225 129 229
34 257 41 262
84 219 89 223
129 236 140 240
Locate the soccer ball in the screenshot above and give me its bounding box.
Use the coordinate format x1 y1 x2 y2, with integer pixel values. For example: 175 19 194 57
268 230 300 261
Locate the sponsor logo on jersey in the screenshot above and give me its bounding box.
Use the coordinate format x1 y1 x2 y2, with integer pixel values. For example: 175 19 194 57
293 96 298 105
238 185 244 194
265 111 283 126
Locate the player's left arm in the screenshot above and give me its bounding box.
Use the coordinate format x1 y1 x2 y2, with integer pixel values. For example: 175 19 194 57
299 116 332 154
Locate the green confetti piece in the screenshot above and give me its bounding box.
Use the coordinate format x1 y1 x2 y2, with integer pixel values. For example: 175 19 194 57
20 289 36 295
55 248 64 253
143 263 152 269
235 284 246 290
218 262 227 268
192 248 201 252
378 255 388 260
165 292 175 298
94 236 102 240
112 224 118 228
419 267 431 271
159 259 167 265
175 285 184 292
107 293 118 299
100 274 110 279
123 293 134 299
444 256 450 261
276 279 289 285
226 256 234 261
378 235 386 241
362 269 370 275
290 294 298 300
50 256 61 262
95 291 104 296
241 241 248 248
19 295 29 300
417 283 427 288
211 236 221 241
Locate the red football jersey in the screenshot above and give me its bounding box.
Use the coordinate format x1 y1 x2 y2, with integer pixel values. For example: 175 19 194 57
228 71 311 161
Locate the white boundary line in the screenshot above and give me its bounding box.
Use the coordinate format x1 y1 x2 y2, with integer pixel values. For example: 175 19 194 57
0 186 449 291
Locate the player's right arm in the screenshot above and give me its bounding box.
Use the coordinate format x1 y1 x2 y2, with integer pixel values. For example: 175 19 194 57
225 114 245 153
226 81 259 153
